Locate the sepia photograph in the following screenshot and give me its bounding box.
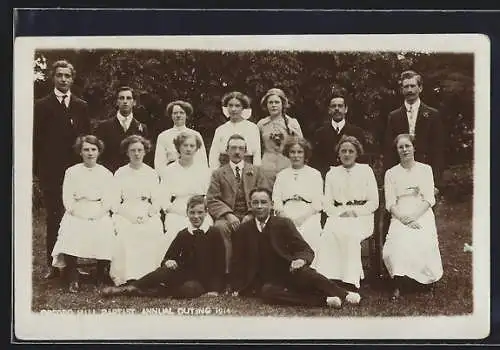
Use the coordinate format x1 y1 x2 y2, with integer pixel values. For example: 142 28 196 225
14 34 490 340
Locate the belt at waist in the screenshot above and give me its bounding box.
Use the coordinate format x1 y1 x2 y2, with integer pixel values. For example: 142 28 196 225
283 195 312 204
333 200 367 207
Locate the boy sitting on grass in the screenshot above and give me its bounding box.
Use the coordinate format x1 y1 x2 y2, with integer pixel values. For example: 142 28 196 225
101 195 226 298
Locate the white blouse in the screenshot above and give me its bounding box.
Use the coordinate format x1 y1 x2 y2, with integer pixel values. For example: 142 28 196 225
62 163 114 216
154 126 208 174
273 165 324 214
113 164 161 216
324 163 379 217
208 119 261 170
158 160 211 214
384 162 435 212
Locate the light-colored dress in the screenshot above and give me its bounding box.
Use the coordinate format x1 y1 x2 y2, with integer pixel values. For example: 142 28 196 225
208 119 261 170
382 162 443 284
257 115 303 186
158 160 213 249
316 163 379 288
154 126 208 175
51 163 116 268
109 163 168 286
272 165 323 268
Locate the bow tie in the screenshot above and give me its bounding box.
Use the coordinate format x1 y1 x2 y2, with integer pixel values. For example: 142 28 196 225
192 229 204 236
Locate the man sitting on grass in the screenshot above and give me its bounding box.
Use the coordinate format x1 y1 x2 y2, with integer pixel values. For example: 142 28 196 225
230 187 361 308
101 195 226 298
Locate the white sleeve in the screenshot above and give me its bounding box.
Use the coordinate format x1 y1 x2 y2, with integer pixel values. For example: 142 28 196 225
62 167 76 212
323 170 341 217
272 171 285 213
353 165 379 216
154 134 166 173
311 169 324 212
384 168 397 212
195 131 209 169
421 164 436 207
209 127 222 170
251 124 262 166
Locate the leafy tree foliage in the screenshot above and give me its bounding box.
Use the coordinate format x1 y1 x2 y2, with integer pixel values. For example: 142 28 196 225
34 49 474 172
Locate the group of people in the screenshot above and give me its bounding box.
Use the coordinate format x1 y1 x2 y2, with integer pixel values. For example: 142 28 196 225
33 59 445 308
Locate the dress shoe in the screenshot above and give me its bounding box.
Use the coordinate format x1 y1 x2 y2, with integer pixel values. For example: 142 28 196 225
68 281 80 293
43 267 60 279
345 292 361 305
326 296 342 309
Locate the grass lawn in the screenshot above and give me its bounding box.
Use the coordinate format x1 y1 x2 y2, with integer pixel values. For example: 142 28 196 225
30 196 473 317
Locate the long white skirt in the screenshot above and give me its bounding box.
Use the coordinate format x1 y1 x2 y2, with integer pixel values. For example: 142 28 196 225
282 201 322 268
383 198 443 284
163 212 214 250
316 212 374 288
109 213 169 286
51 204 115 268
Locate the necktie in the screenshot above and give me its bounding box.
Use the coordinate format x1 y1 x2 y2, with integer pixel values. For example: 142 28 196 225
334 126 339 134
259 221 266 232
407 105 415 135
61 95 68 109
235 166 241 182
121 119 128 132
193 229 204 236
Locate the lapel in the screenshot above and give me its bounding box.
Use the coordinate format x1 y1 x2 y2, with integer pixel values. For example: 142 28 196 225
242 163 255 198
112 117 127 137
415 102 430 138
221 164 237 195
398 105 410 132
127 118 141 135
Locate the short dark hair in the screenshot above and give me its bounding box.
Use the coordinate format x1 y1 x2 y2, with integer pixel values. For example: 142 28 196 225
249 187 272 201
282 137 313 163
226 133 247 151
173 131 202 153
120 134 152 154
166 100 194 118
393 133 415 148
329 85 349 106
52 60 75 78
335 135 364 157
73 135 104 155
222 91 251 109
399 70 423 87
116 86 137 100
186 195 207 211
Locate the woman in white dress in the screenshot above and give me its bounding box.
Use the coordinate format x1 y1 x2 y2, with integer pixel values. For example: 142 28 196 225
383 133 443 300
51 135 115 293
208 91 261 170
158 131 212 249
316 135 379 298
110 135 168 286
272 137 323 268
257 88 303 187
154 100 208 175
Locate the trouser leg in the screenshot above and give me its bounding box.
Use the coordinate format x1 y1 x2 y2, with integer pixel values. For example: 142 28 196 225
289 267 349 300
42 187 64 266
171 280 205 299
96 260 111 283
132 266 184 291
64 254 79 283
214 219 233 274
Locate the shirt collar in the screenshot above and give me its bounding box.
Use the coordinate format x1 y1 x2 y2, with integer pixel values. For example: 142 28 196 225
173 125 188 132
116 111 134 122
187 217 211 235
255 215 271 232
229 160 245 172
404 98 421 112
54 88 71 99
331 118 346 130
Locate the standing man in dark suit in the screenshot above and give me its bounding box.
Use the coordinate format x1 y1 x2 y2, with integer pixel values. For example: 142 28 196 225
311 87 366 178
383 70 444 191
206 134 270 280
230 187 361 308
33 59 91 279
94 86 148 173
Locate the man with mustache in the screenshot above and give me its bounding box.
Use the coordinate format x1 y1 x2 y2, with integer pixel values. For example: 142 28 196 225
33 59 91 279
311 87 366 178
382 70 444 192
94 86 149 173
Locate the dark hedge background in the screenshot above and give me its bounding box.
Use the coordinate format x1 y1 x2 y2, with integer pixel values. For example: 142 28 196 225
33 49 474 191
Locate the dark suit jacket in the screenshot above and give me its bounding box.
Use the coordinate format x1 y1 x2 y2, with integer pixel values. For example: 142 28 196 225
93 115 148 173
33 93 90 189
206 162 271 220
383 102 444 188
311 120 366 177
230 216 315 293
161 227 226 293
